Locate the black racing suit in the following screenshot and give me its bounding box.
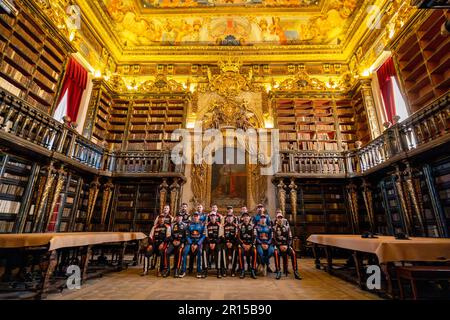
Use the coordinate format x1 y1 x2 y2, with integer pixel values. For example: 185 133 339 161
273 221 298 274
143 223 171 273
204 221 223 273
237 222 257 272
222 222 239 274
165 221 188 272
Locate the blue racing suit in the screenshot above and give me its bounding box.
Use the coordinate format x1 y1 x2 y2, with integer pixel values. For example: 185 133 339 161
181 221 205 273
255 223 274 266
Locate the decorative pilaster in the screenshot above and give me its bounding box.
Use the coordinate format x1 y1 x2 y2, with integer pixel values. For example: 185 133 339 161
346 182 359 234
361 179 376 233
393 166 413 235
101 179 115 230
86 176 100 229
403 162 425 235
159 179 169 213
289 179 298 223
32 162 56 233
170 178 181 214
44 166 67 231
277 179 287 214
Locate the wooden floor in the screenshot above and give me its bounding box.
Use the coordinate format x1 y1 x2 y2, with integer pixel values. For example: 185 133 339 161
48 259 381 300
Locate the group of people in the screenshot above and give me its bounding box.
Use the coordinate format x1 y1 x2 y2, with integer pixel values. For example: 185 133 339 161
141 203 302 280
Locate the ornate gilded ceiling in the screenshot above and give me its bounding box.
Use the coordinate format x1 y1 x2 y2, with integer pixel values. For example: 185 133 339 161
74 0 379 63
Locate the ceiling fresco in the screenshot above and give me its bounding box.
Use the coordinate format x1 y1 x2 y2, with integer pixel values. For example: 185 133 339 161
100 0 360 47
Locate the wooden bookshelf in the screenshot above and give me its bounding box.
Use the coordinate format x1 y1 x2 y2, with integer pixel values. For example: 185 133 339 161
378 177 406 235
275 97 358 151
415 169 442 237
109 182 160 232
0 5 70 113
134 183 159 233
73 181 90 232
393 10 450 112
126 98 185 151
350 92 371 146
56 174 81 232
111 184 136 232
87 89 187 152
431 160 450 236
371 187 389 235
291 181 351 247
92 90 114 145
0 153 34 233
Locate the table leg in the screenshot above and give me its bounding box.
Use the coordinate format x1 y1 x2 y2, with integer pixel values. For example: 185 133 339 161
40 250 57 299
80 245 92 283
117 242 127 271
381 263 394 299
312 244 321 270
353 251 365 289
397 277 405 300
325 246 333 274
411 279 418 300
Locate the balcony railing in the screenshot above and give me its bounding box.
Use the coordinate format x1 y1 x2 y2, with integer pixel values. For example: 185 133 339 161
0 88 448 177
277 92 449 176
0 89 179 175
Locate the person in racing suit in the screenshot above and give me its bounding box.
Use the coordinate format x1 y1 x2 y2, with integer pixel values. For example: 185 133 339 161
203 212 223 278
255 213 274 277
165 212 188 278
273 210 302 280
222 212 239 277
179 212 205 278
237 212 257 279
141 214 171 277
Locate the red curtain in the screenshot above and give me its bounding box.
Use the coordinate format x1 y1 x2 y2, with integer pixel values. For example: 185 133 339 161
377 57 397 124
56 57 88 124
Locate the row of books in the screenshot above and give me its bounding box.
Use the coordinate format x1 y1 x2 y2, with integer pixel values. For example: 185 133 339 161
3 172 29 181
115 212 134 220
0 200 21 214
300 141 338 151
1 62 31 88
339 125 355 131
0 183 25 196
0 221 14 233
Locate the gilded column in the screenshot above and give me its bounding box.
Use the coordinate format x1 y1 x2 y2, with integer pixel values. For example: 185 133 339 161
361 179 376 233
346 182 359 234
359 79 381 139
393 166 413 235
86 176 100 230
170 178 181 214
101 179 115 229
289 179 298 223
32 162 56 233
277 179 287 215
159 179 169 213
44 166 67 231
403 163 425 235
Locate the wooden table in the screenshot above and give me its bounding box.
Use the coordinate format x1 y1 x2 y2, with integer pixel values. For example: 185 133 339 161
396 266 450 300
307 234 450 297
0 232 146 299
